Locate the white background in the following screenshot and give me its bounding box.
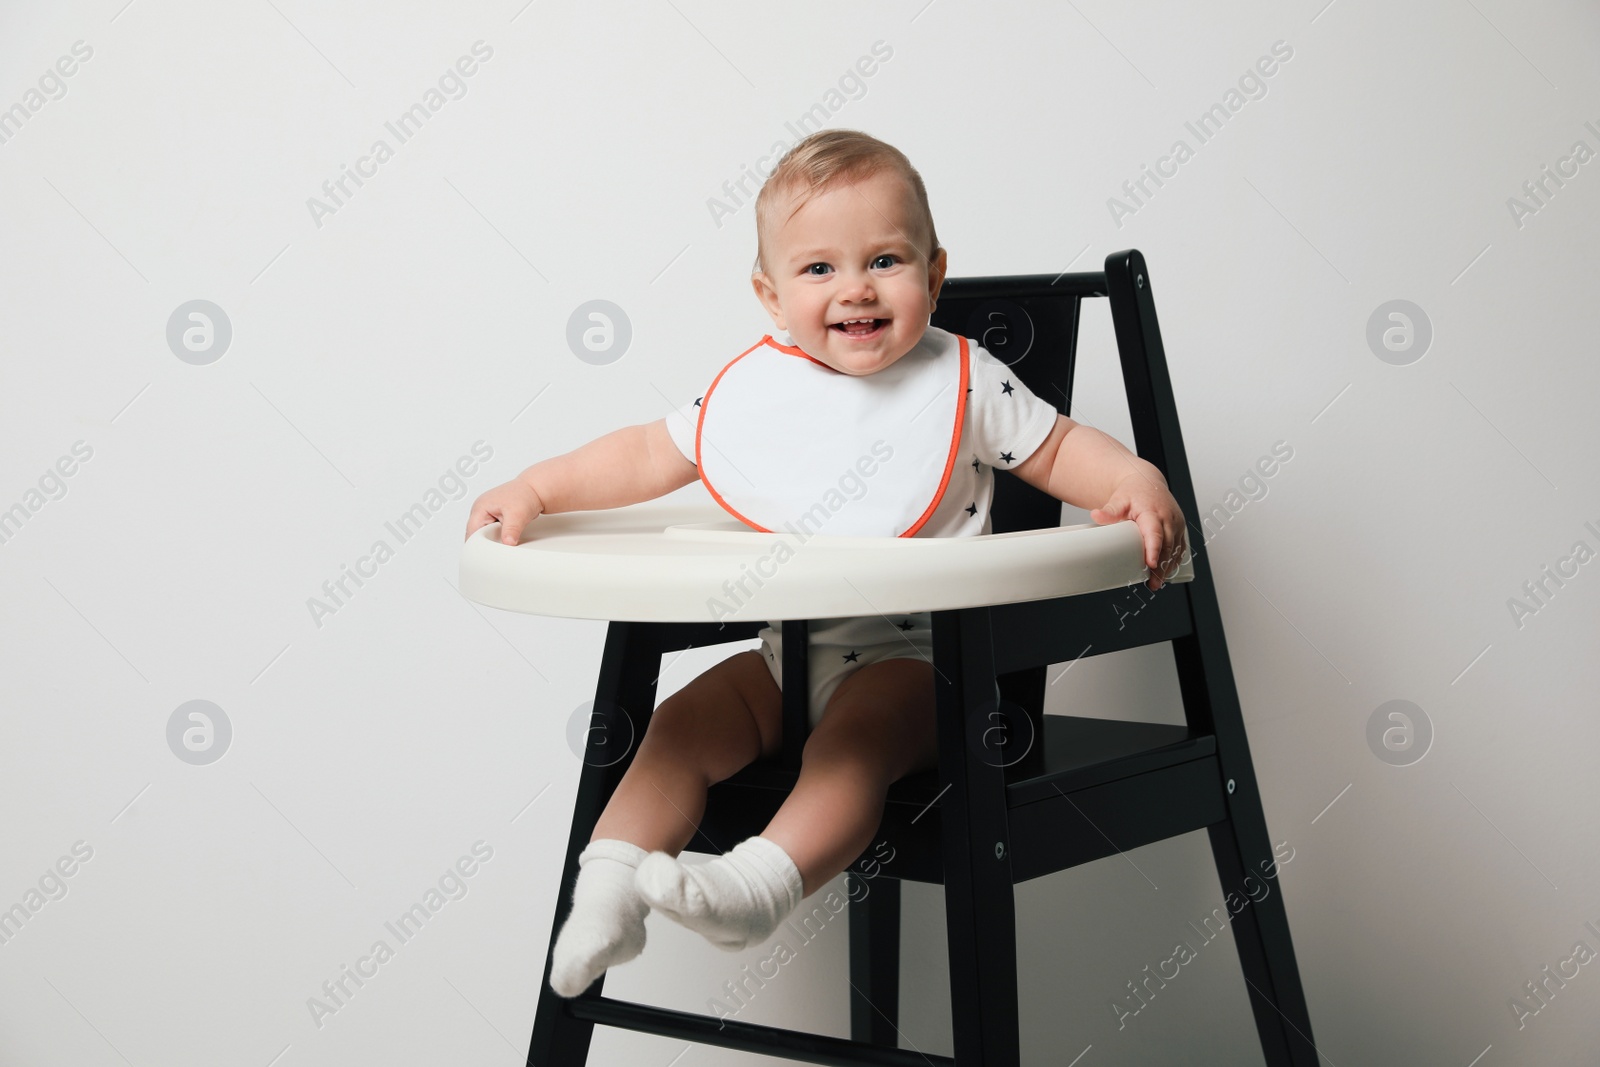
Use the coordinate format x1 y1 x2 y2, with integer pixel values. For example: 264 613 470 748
2 1 1597 1064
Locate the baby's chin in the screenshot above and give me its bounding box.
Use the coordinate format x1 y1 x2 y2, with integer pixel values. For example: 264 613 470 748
820 346 918 376
801 324 926 375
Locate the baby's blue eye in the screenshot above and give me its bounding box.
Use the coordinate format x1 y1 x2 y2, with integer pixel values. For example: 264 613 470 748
872 254 897 269
806 263 832 276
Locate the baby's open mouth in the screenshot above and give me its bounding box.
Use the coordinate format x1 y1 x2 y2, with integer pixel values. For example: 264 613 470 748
831 318 887 338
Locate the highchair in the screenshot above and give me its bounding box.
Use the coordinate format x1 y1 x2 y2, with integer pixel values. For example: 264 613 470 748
459 249 1319 1065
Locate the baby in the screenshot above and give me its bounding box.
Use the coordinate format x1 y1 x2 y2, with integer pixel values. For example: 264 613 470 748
465 129 1188 998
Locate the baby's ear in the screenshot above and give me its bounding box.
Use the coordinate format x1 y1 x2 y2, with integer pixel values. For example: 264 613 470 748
750 272 785 327
926 247 949 306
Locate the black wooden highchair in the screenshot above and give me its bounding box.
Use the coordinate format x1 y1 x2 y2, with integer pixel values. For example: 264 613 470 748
461 250 1319 1065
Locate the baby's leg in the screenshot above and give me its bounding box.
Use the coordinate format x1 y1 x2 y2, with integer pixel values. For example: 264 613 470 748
591 648 783 852
635 658 937 950
762 658 938 896
549 650 781 995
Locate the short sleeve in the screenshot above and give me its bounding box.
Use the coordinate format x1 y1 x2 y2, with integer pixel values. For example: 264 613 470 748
966 341 1060 470
664 393 704 465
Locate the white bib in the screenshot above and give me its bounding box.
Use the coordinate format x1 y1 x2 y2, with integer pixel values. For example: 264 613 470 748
694 326 970 537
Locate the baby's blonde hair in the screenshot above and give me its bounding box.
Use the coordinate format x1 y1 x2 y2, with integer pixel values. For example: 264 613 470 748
753 129 940 275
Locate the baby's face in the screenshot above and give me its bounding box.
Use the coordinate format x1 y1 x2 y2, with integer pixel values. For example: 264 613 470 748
752 169 947 377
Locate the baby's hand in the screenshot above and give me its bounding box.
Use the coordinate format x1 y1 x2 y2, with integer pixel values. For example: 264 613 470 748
1089 471 1188 592
465 478 546 545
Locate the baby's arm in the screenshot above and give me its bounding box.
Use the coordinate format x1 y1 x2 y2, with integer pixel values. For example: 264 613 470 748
1011 416 1156 509
464 419 698 545
1011 416 1187 590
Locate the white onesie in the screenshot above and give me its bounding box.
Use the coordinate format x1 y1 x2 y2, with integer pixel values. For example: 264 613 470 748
666 324 1059 726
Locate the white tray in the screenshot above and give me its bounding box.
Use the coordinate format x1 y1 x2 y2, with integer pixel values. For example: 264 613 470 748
458 500 1193 624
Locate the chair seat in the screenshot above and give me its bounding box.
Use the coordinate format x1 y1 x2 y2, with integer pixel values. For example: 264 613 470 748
691 715 1222 885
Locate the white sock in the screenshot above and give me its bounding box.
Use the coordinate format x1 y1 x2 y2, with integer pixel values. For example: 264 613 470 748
633 835 804 952
548 838 649 997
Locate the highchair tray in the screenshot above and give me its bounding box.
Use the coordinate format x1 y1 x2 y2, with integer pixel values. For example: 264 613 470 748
458 498 1193 623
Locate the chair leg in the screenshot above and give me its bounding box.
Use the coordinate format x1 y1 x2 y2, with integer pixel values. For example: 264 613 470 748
527 622 661 1067
1172 621 1321 1065
933 607 1022 1067
848 876 902 1045
1206 812 1321 1066
1107 246 1320 1065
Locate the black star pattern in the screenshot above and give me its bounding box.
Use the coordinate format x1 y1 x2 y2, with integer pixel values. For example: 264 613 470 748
971 456 982 471
1000 379 1015 396
999 451 1016 464
842 650 861 662
693 396 702 407
966 386 972 393
897 619 915 630
965 501 977 516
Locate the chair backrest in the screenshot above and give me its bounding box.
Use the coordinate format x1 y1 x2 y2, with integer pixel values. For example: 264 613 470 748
930 271 1103 535
928 260 1175 780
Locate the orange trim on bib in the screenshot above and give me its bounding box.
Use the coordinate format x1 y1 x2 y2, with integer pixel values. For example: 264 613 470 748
763 334 814 360
695 333 969 538
899 333 969 537
695 337 777 532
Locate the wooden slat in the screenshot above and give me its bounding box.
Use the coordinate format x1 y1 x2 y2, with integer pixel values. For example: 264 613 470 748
989 584 1194 675
1008 756 1225 881
566 995 956 1067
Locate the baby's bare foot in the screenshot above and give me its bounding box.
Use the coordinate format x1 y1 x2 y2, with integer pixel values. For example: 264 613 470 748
634 835 803 952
